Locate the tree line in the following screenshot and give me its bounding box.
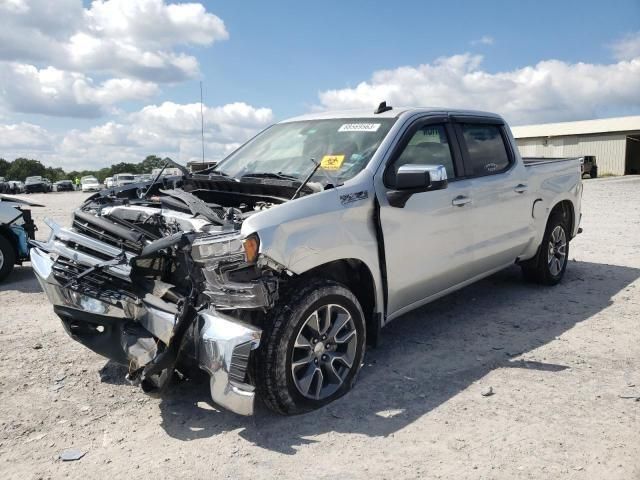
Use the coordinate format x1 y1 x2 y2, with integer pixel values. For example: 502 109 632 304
0 155 170 183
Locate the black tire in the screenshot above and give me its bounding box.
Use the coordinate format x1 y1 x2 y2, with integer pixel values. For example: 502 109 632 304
0 234 16 283
255 279 366 415
521 211 570 285
590 167 598 179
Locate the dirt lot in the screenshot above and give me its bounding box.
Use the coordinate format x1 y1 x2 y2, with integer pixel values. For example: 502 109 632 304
1 177 639 479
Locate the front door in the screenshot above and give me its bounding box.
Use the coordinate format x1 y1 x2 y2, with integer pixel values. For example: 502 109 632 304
374 117 475 319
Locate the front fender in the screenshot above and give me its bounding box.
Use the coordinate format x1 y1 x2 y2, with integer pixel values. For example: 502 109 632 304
241 181 384 315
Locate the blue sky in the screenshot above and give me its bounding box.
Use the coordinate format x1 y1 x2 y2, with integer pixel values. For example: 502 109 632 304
193 0 640 118
0 0 639 169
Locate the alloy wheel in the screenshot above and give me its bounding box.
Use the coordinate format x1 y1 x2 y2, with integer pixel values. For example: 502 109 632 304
547 225 567 276
290 304 358 400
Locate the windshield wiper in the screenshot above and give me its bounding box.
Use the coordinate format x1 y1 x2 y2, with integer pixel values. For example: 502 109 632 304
291 159 323 200
241 172 300 182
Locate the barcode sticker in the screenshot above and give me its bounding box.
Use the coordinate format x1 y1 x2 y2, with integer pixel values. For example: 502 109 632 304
338 123 381 132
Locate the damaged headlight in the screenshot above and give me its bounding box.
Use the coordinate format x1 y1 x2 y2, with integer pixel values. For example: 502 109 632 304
191 234 245 263
191 232 260 264
242 234 260 264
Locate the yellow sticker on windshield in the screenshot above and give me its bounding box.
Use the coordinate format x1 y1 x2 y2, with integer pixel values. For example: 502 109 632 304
321 154 345 170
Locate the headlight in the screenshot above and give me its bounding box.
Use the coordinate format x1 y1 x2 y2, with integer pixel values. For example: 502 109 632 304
190 233 260 264
243 234 260 264
191 234 244 263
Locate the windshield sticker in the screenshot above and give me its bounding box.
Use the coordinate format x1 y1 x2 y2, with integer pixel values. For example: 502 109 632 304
321 154 345 170
338 123 381 133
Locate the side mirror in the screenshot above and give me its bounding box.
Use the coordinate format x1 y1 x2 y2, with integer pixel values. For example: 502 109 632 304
395 164 448 191
388 164 448 208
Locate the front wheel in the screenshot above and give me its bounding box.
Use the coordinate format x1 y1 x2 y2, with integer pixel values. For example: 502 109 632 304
255 279 366 415
521 212 569 285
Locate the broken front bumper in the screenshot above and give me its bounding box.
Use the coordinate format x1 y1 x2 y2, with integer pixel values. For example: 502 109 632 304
30 246 262 415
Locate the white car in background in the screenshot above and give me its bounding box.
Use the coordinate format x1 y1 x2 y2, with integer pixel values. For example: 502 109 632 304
105 177 115 188
113 173 136 187
81 176 101 192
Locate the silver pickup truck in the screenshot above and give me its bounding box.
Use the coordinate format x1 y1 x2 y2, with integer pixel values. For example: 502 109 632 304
31 105 582 416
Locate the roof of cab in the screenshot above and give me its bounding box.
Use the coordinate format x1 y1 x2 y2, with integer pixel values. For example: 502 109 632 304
279 107 503 123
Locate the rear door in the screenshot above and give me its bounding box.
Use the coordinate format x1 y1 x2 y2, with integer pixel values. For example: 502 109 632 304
452 118 534 275
375 115 475 318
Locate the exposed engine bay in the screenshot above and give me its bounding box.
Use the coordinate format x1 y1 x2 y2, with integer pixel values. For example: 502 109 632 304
30 172 312 415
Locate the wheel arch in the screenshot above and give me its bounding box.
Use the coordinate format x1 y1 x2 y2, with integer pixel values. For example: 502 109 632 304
296 258 381 347
547 199 575 236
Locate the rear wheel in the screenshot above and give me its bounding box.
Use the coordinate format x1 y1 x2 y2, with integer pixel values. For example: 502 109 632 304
255 279 366 415
590 166 598 178
521 212 569 285
0 234 16 282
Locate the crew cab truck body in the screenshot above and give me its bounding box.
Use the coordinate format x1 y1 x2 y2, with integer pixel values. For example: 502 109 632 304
30 107 582 415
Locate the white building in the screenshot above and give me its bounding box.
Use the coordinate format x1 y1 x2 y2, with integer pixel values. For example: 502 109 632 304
511 116 640 176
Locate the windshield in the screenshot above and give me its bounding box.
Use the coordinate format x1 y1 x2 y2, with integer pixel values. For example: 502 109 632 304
83 177 98 183
117 175 135 181
26 176 42 183
215 118 396 184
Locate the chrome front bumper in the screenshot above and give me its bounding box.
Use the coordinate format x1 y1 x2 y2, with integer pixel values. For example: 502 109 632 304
198 310 261 416
30 246 262 415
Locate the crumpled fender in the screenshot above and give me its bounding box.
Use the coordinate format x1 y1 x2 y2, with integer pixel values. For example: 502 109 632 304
241 178 385 316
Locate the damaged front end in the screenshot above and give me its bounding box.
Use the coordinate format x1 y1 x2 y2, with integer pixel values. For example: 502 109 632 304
31 174 291 415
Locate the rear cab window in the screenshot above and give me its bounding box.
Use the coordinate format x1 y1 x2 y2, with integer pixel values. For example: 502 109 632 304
459 123 512 177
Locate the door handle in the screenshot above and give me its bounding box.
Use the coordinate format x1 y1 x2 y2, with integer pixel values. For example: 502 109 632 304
514 184 528 194
452 195 472 207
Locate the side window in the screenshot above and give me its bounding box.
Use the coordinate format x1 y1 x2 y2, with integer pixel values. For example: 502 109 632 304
460 124 511 176
390 124 456 183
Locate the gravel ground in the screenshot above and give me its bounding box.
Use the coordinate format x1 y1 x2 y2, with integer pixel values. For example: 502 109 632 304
1 177 639 479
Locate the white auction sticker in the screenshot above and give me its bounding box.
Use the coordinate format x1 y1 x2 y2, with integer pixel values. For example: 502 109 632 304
338 123 381 133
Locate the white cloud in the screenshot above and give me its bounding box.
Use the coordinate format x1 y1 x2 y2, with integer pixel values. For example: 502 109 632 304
471 35 494 46
0 0 30 13
611 31 640 61
0 64 159 117
317 53 640 124
132 101 273 143
0 0 228 84
0 122 53 150
84 0 228 49
0 101 273 170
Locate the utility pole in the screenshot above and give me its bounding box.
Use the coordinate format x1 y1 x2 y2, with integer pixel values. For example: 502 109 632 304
200 81 205 167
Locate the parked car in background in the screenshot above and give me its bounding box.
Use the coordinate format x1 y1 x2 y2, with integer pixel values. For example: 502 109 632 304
81 176 101 192
581 156 597 178
25 176 50 193
7 181 25 194
133 173 153 183
151 167 182 178
54 180 75 192
113 173 136 186
0 177 8 193
31 105 583 416
0 194 40 281
105 177 115 188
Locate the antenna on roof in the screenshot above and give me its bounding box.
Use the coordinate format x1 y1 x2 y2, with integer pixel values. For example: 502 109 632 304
374 101 392 114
